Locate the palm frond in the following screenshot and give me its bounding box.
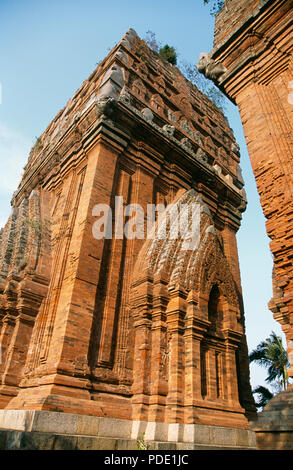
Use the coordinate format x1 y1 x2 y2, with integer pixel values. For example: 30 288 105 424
252 385 274 409
249 331 289 391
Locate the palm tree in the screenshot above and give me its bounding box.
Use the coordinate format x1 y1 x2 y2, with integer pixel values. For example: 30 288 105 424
249 331 290 392
251 385 274 410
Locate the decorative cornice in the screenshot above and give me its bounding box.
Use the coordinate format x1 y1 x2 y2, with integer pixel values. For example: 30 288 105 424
198 0 292 102
12 29 244 212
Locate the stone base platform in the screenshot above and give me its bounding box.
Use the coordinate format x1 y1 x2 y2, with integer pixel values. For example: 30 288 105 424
0 410 256 450
0 430 256 450
250 388 293 450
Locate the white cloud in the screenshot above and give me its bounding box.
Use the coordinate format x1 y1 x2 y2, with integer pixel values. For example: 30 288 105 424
0 122 31 227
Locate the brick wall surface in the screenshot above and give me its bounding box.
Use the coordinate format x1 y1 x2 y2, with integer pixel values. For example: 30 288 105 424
0 30 256 429
199 0 293 450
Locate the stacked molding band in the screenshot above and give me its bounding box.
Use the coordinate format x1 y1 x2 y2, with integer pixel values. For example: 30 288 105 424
0 28 257 448
198 0 293 450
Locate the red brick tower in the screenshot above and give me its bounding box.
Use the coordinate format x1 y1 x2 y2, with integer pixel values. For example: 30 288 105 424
0 30 256 449
198 0 293 449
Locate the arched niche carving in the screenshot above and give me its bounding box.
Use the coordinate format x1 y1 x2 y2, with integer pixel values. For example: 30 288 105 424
208 284 224 332
130 188 241 324
130 188 245 422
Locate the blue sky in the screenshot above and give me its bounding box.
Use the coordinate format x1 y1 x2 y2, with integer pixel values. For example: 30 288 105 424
0 0 285 391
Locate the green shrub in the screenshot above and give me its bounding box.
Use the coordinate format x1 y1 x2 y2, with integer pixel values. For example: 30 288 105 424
159 45 177 65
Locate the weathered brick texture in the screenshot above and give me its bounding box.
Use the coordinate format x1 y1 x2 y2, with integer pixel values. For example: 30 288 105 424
0 30 255 430
199 0 293 449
